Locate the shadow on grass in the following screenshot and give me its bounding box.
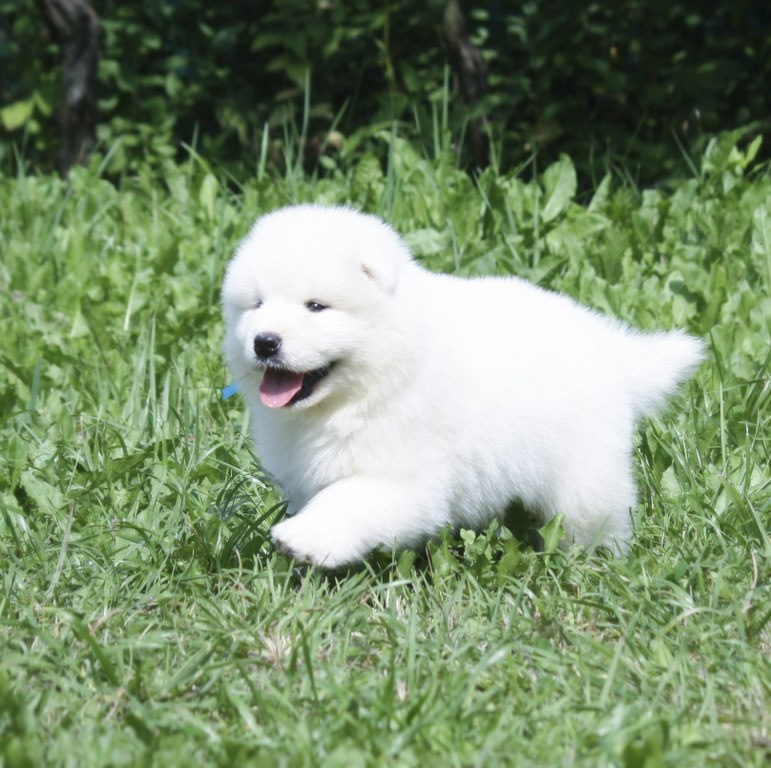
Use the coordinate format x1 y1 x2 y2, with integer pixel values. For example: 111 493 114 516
200 483 613 589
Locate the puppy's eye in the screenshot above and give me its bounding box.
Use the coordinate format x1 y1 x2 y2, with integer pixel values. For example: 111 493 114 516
253 299 263 309
305 300 328 313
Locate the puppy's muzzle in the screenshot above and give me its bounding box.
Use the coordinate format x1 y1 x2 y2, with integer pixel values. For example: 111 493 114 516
254 333 282 360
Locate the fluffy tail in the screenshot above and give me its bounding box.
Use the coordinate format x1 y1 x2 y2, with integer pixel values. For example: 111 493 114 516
625 330 705 418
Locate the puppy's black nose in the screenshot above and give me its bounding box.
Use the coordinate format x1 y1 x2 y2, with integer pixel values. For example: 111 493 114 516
254 332 282 359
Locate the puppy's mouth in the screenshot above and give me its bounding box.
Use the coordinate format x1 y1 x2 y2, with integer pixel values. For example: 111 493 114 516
259 363 335 408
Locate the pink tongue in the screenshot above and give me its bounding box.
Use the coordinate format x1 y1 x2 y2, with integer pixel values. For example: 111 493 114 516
260 369 304 408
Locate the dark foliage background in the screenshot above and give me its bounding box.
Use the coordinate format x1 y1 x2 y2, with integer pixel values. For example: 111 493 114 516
1 0 769 183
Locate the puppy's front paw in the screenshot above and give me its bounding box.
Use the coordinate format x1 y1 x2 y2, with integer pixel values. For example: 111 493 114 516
271 516 362 569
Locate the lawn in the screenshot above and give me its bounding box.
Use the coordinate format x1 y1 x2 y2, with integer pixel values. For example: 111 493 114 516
0 132 769 766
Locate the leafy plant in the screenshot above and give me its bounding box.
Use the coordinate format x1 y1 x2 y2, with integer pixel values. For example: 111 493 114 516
2 1 769 181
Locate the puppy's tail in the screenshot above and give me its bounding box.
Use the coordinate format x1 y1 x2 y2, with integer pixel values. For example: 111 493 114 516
625 329 705 418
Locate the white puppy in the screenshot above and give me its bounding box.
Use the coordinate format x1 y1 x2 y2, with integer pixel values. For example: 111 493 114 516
222 205 704 567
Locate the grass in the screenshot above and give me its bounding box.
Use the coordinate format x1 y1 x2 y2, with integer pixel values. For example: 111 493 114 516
0 130 769 766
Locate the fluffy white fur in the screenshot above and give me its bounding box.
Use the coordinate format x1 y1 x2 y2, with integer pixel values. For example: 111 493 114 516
222 204 704 568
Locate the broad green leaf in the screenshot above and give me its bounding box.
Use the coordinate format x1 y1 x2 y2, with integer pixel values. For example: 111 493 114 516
588 173 611 213
541 154 577 223
751 200 771 259
403 227 450 257
0 99 33 131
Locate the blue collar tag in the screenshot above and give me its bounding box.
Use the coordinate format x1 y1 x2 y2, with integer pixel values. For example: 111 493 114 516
222 383 240 400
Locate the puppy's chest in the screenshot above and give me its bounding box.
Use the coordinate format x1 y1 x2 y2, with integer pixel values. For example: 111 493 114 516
263 416 374 495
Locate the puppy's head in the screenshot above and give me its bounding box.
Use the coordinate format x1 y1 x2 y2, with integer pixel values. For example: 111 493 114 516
222 205 413 410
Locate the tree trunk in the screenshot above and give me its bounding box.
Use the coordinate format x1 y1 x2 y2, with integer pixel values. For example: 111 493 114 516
38 0 100 176
443 0 488 168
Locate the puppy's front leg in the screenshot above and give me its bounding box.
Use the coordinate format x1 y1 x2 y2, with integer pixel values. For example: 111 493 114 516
271 475 441 568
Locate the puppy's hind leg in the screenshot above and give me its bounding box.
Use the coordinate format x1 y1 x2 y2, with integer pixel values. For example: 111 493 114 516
546 444 637 554
271 475 444 568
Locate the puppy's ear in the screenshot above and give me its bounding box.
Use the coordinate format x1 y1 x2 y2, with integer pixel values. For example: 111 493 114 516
360 259 399 295
356 214 411 295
